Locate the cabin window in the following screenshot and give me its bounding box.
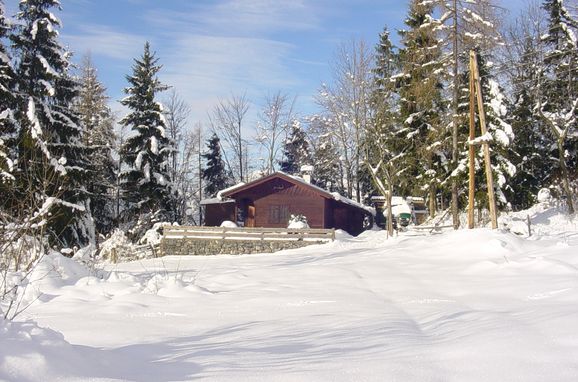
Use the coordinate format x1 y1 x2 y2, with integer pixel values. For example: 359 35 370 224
269 205 289 224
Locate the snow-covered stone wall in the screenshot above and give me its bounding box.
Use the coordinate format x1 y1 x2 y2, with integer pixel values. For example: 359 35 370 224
161 238 322 256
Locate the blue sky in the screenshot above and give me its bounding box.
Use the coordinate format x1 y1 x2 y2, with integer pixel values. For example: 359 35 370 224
7 0 527 127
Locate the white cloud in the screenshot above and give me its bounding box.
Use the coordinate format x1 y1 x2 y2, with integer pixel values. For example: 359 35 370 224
62 25 146 60
63 0 326 131
160 35 301 134
138 1 322 125
144 0 320 35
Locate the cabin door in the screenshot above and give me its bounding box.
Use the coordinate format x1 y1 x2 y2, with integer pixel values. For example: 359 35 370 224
246 203 256 227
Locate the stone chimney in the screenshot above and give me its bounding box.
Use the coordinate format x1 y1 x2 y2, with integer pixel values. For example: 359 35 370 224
300 165 314 183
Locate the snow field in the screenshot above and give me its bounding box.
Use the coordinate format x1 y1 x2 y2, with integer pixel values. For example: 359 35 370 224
2 225 576 381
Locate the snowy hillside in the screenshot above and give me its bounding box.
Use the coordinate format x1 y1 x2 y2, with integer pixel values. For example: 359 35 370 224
2 219 578 381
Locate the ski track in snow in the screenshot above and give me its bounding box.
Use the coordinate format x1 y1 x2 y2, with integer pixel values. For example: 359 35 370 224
5 228 578 381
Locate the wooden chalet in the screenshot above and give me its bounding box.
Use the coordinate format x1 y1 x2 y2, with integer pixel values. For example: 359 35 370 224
201 172 373 236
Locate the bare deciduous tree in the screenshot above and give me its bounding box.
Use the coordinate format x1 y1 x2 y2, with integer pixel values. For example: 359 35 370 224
1 154 65 320
256 91 296 174
209 94 250 182
173 125 203 224
317 38 374 202
164 89 191 180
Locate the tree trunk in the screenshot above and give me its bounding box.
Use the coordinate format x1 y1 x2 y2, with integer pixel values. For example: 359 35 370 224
557 138 575 214
238 121 243 182
387 184 394 237
429 186 436 218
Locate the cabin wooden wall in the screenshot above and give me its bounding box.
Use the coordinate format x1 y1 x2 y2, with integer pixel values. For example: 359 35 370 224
329 200 366 236
232 178 325 228
204 203 235 226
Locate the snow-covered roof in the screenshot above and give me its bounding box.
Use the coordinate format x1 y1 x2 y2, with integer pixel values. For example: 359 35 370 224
217 172 375 215
200 198 235 205
370 195 405 205
215 182 246 200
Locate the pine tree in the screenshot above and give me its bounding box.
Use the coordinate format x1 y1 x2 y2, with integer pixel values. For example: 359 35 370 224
312 133 343 194
436 0 503 226
0 1 16 186
202 134 231 198
450 51 516 213
373 27 396 96
278 120 311 175
75 54 116 235
120 42 175 222
536 0 578 213
396 0 447 213
11 0 93 247
360 27 399 204
475 53 516 208
509 37 553 209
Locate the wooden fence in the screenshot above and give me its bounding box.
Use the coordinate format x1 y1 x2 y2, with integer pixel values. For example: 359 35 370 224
162 226 336 242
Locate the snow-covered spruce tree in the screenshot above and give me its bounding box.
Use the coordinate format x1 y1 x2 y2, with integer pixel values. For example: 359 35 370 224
11 0 93 247
508 34 554 210
75 54 116 235
202 133 231 198
435 0 503 226
536 0 578 214
396 0 448 213
366 27 400 207
305 115 344 194
472 52 516 210
278 120 311 175
449 50 515 214
120 42 176 226
0 0 17 188
312 132 343 194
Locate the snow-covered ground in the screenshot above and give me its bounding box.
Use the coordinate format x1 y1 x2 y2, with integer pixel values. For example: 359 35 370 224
2 206 578 381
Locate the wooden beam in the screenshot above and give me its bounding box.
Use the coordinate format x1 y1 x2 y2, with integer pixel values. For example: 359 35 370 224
471 53 498 229
468 50 476 229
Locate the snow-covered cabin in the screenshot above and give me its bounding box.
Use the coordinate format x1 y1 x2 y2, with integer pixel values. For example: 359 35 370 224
201 172 374 236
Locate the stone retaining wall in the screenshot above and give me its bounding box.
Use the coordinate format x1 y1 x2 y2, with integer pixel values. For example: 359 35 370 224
160 238 324 256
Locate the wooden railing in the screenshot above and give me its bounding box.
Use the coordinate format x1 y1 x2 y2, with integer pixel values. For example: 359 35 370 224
162 226 336 242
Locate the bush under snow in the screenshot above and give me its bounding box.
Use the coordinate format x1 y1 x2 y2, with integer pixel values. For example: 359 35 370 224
288 214 309 229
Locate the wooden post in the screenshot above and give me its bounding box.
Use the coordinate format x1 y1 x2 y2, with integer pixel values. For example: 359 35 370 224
198 125 203 225
471 52 498 229
468 50 476 229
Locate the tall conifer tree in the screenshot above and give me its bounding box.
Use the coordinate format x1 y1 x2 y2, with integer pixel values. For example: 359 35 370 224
202 134 230 198
11 0 93 246
120 42 175 222
536 0 577 213
509 36 552 209
278 120 311 175
396 0 447 212
76 54 116 234
0 0 16 186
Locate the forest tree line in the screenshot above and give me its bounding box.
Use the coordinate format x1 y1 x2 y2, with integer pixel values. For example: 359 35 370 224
0 0 577 251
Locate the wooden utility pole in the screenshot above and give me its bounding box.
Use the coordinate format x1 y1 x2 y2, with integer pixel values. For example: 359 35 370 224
198 124 203 225
468 51 476 229
471 51 498 229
